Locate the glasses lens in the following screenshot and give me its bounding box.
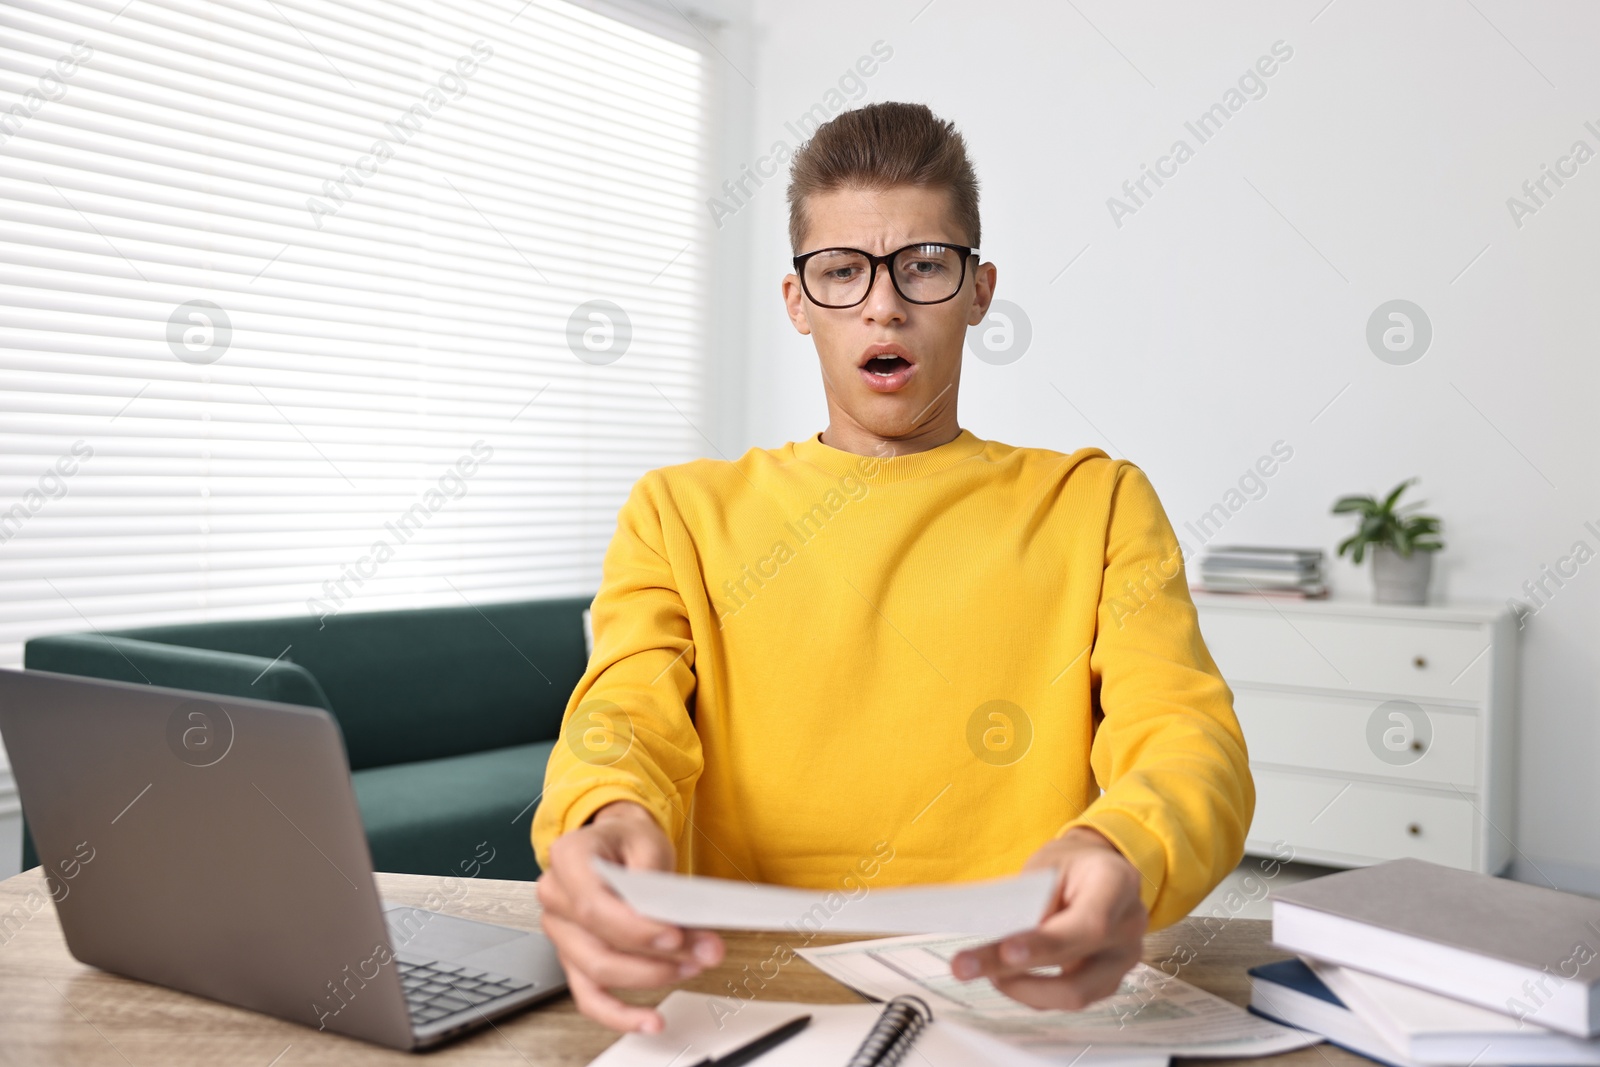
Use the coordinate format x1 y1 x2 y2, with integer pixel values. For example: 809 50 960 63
893 244 964 303
803 250 871 306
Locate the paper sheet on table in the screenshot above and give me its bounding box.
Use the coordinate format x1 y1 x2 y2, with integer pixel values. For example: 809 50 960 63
587 990 1170 1067
592 859 1056 936
798 933 1324 1060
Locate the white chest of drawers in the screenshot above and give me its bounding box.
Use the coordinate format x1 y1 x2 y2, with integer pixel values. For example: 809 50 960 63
1192 592 1519 874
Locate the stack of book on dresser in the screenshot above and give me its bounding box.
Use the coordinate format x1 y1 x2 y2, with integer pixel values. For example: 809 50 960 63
1195 546 1328 597
1252 859 1600 1067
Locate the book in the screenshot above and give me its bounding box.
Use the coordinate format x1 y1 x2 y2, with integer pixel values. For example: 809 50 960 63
1202 546 1325 566
1206 544 1324 556
1248 959 1427 1067
1201 557 1323 573
1310 959 1600 1065
1203 572 1324 588
1271 858 1600 1038
1198 563 1323 579
1194 582 1329 598
1197 544 1327 598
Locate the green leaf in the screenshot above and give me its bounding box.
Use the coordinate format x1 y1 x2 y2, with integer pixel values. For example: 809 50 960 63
1331 496 1377 515
1334 478 1443 563
1382 478 1416 513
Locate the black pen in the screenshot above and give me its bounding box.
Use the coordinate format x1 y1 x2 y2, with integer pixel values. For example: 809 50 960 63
685 1013 812 1067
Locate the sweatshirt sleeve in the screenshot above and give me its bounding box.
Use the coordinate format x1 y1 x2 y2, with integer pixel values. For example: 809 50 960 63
531 471 703 872
1062 462 1255 929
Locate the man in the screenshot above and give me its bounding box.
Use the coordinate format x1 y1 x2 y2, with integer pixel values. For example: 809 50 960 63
532 102 1253 1033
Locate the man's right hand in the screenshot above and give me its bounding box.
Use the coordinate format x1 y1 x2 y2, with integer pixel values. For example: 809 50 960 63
534 800 725 1033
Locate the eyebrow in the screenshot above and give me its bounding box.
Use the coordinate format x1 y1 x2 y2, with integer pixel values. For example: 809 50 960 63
810 240 965 252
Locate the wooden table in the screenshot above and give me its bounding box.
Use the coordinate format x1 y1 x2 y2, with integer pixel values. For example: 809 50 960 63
0 868 1361 1066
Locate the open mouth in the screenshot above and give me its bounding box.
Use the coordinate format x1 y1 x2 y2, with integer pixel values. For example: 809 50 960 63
857 344 917 393
863 354 911 376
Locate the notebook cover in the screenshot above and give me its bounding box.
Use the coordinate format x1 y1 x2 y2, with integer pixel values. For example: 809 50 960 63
1249 959 1345 1008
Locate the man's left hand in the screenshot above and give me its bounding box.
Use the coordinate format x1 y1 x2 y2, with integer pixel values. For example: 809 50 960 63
949 827 1148 1010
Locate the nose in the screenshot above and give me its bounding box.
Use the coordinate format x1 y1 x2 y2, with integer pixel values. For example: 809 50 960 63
861 260 907 326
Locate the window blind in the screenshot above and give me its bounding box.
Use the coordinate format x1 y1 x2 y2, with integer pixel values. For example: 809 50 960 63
0 0 711 687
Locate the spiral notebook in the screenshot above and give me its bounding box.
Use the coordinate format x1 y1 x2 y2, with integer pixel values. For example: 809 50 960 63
587 990 1170 1066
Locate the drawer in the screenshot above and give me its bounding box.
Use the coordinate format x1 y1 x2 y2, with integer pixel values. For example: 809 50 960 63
1236 689 1478 787
1247 769 1477 870
1198 608 1491 702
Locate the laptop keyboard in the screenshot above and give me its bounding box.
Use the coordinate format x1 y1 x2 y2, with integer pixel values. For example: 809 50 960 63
396 955 535 1025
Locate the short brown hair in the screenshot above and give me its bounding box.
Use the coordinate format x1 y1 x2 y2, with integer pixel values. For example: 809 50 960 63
786 102 981 253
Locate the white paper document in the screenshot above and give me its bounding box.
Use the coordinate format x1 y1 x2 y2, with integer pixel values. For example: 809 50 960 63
592 859 1057 937
587 990 1169 1067
798 933 1324 1060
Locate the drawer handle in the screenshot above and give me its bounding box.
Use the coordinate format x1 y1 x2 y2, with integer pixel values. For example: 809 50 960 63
1413 655 1428 669
1407 822 1422 836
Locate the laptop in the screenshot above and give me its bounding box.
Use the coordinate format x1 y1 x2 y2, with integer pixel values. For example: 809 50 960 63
0 667 567 1050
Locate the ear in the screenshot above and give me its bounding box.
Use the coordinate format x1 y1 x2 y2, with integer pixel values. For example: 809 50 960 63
967 260 998 325
782 273 812 335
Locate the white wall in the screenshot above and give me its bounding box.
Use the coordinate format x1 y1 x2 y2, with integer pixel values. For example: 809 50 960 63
716 1 1600 889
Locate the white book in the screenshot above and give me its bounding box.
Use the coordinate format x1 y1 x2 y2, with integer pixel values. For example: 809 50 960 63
1311 960 1600 1065
1248 959 1431 1067
1271 859 1600 1038
1200 575 1323 586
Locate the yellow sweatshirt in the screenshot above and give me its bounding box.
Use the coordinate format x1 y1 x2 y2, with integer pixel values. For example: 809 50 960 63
531 429 1253 929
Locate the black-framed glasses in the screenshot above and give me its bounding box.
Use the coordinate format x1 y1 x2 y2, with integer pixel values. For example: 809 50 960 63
793 242 978 309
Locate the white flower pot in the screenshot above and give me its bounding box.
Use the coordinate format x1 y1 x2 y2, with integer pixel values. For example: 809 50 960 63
1372 545 1434 605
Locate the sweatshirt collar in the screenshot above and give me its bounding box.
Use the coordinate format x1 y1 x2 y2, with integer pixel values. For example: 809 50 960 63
792 428 986 485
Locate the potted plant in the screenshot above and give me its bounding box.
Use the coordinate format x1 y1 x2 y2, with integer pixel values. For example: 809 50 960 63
1332 478 1444 604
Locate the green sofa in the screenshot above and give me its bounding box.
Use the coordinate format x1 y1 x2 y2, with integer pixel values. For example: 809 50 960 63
20 597 591 881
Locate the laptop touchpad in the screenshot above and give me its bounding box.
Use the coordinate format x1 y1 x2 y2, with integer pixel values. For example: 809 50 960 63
383 906 527 958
